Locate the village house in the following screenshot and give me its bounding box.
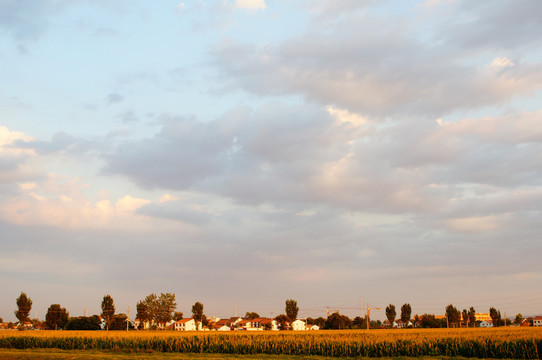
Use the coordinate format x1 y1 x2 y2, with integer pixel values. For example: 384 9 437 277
291 319 306 331
245 318 279 331
479 320 493 328
533 316 542 327
171 318 202 331
396 320 413 328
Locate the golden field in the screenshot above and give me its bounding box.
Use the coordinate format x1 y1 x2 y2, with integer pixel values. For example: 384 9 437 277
1 328 541 358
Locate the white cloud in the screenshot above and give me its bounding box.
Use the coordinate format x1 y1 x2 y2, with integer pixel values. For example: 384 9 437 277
326 106 367 127
447 216 500 233
159 193 179 203
490 57 515 68
0 126 35 155
115 195 151 215
234 0 266 10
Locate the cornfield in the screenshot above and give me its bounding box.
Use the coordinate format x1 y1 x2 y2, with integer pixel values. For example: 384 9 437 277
1 328 541 358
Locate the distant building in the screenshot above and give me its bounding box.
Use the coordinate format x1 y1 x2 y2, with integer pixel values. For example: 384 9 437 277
475 313 492 322
171 318 202 331
291 319 306 331
533 316 542 327
479 320 493 328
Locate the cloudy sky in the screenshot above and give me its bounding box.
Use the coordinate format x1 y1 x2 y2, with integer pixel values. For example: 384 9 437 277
1 0 542 322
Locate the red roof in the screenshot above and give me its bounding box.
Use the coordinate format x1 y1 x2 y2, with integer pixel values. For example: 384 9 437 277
176 318 194 324
534 316 542 320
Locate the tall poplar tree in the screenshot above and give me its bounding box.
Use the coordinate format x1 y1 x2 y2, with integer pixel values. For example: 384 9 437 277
101 294 115 330
285 299 299 322
400 303 412 325
385 304 396 327
15 292 32 330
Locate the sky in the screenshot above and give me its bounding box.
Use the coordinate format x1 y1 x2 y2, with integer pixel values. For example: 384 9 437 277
1 0 542 322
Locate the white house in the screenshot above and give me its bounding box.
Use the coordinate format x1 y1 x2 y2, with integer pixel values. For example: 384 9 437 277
217 325 231 331
306 324 320 330
207 316 221 323
292 319 306 331
479 320 493 328
533 316 542 327
173 318 202 331
396 320 413 328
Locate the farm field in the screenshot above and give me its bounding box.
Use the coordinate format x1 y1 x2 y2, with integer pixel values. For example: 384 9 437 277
1 328 541 359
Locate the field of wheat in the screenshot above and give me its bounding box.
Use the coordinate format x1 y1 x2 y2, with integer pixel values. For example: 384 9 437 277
1 328 541 358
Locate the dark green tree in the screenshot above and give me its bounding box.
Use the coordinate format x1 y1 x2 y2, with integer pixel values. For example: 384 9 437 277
489 307 502 327
285 299 299 322
136 300 150 330
445 304 460 328
45 304 69 330
64 316 101 330
191 301 204 330
324 312 352 329
468 307 476 325
514 313 523 325
109 313 135 330
385 304 396 327
274 314 290 330
400 303 412 326
306 317 326 328
173 311 183 321
143 293 158 329
156 293 176 328
245 312 260 319
352 316 366 329
15 292 32 330
101 295 115 330
418 314 440 328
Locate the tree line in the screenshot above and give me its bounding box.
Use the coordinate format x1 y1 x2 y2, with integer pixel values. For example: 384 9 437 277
7 292 518 330
8 292 303 331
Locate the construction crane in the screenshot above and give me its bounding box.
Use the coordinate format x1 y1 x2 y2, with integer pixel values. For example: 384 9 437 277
299 297 381 329
364 304 381 329
361 296 381 329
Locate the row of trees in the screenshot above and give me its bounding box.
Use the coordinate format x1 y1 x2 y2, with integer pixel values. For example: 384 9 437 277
384 304 512 328
9 292 520 331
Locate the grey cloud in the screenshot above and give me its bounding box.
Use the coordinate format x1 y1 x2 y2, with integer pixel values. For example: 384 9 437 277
106 93 124 105
101 101 542 221
212 2 542 118
117 111 138 123
136 202 211 225
103 114 234 189
0 0 51 41
442 0 542 50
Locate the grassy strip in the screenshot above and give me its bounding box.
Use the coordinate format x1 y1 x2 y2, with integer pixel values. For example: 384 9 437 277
0 349 495 360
